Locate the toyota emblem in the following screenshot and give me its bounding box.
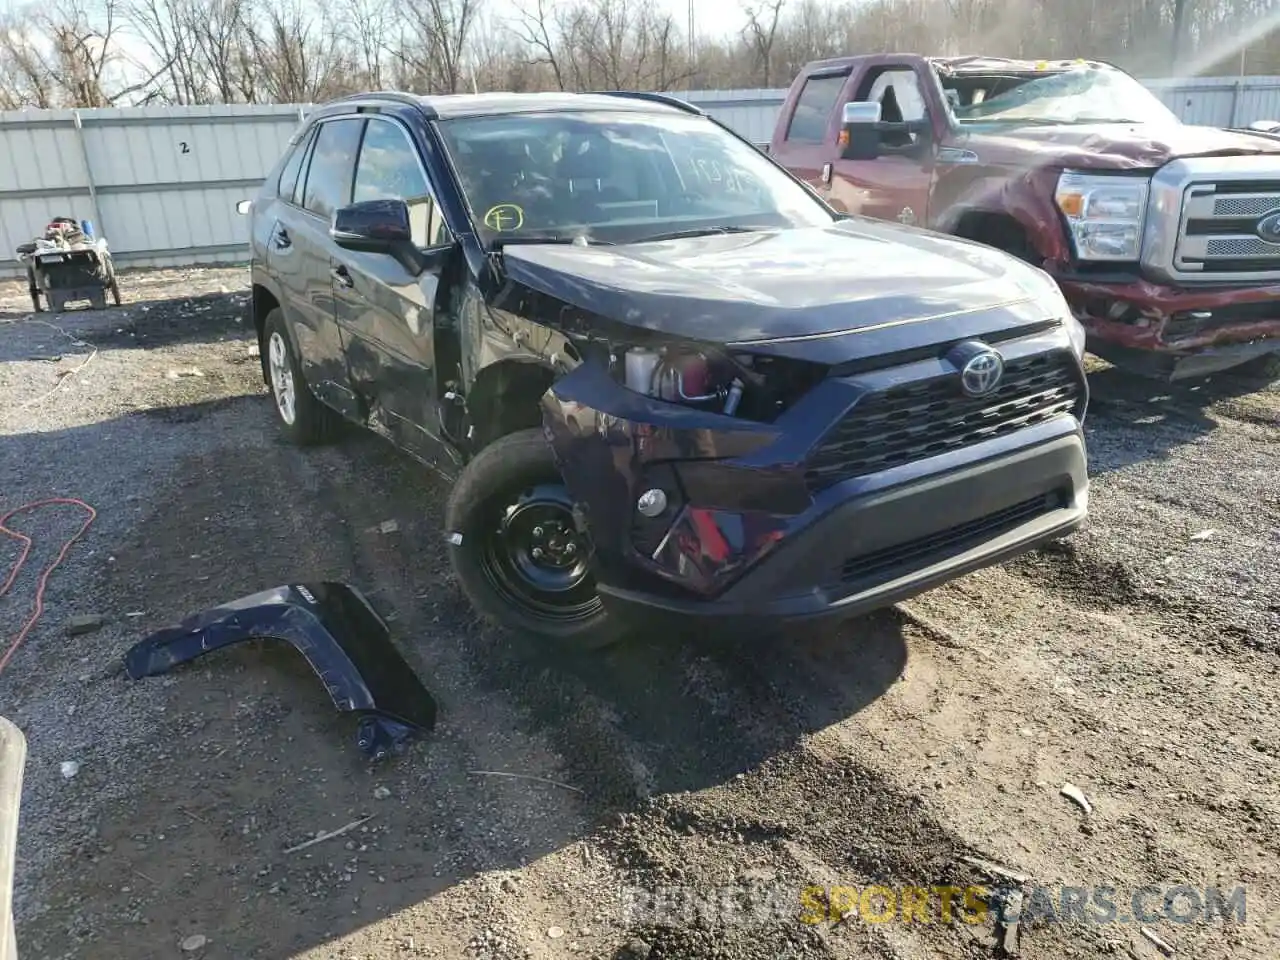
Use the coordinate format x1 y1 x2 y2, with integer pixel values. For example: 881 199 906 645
960 349 1004 397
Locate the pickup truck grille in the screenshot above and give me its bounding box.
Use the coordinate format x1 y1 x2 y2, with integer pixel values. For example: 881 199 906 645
1176 181 1280 277
805 353 1082 492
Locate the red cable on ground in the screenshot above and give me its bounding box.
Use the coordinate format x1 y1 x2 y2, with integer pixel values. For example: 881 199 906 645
0 498 97 677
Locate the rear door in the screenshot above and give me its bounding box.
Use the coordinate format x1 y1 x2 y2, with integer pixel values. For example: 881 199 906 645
825 64 936 226
333 113 458 470
269 116 366 420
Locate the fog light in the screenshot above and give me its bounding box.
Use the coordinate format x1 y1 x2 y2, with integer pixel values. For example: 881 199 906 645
637 488 668 517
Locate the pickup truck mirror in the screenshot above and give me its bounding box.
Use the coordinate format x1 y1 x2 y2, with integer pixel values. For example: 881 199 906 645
839 101 884 161
331 199 434 275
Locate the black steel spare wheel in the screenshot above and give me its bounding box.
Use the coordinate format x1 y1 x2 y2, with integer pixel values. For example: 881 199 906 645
445 427 624 650
481 482 600 622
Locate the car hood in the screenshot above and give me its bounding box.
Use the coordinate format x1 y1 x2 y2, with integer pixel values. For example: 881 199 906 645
962 121 1280 170
498 220 1047 345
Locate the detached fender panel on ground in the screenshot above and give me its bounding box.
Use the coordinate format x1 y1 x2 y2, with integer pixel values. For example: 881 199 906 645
124 582 437 760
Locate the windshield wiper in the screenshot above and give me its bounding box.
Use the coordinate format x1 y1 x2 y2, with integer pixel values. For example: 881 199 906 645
489 235 611 250
628 225 767 244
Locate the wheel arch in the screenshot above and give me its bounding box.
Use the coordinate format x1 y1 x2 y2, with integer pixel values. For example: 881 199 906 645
951 210 1040 263
466 358 558 451
251 281 283 384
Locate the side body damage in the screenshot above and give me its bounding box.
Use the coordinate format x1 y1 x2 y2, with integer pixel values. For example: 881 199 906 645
124 583 437 759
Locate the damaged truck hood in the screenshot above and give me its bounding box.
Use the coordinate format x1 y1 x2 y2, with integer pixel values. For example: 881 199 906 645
498 220 1047 345
962 121 1280 170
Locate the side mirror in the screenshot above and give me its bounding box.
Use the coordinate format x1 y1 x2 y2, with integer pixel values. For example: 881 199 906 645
236 199 252 215
331 199 427 275
839 101 883 161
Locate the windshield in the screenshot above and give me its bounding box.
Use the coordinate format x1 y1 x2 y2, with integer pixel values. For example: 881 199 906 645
951 67 1180 126
434 110 835 245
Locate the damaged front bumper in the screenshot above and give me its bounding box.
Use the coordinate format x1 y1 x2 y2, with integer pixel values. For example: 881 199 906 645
1055 274 1280 378
541 357 1088 630
125 583 437 759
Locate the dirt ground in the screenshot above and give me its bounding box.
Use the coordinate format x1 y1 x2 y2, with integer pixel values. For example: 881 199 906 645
0 266 1276 960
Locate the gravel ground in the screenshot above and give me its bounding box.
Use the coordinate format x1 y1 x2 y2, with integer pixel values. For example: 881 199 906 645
0 266 1277 960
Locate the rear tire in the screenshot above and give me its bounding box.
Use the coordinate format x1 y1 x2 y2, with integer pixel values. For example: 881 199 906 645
262 308 340 445
446 427 625 651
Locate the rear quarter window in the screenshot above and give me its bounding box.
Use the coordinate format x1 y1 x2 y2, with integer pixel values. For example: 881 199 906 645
785 73 849 144
276 127 316 202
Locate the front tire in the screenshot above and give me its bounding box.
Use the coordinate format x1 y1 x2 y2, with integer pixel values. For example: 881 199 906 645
1234 351 1280 381
446 428 624 650
262 308 340 445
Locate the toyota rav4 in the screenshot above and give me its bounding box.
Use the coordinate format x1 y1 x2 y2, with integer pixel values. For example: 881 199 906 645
240 90 1090 648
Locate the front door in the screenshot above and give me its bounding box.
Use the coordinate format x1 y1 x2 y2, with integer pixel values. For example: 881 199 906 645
765 69 852 192
825 65 935 228
332 114 458 471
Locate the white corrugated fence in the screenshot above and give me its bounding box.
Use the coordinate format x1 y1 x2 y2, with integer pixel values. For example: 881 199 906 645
3 77 1280 278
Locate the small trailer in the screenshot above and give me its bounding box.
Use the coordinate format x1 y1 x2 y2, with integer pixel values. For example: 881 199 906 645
16 217 122 313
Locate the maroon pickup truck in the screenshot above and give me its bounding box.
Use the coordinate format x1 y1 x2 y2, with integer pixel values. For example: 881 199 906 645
768 54 1280 380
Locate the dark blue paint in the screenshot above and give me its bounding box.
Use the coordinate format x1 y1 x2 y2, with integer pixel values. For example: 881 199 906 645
124 583 436 760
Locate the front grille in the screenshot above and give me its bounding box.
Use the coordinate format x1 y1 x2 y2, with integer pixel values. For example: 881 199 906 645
1175 182 1280 278
837 491 1064 586
805 352 1082 491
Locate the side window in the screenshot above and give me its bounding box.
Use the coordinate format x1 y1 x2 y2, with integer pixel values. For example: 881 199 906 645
276 127 315 202
352 117 452 248
858 68 928 123
784 73 849 144
302 118 365 220
291 132 316 207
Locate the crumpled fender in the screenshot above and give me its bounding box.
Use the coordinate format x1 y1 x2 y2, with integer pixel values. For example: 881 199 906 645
124 583 437 760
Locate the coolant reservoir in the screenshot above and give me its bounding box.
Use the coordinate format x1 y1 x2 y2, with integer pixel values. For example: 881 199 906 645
624 349 661 395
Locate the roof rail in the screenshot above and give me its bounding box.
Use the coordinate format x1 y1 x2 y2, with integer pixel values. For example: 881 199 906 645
589 90 704 115
320 90 431 113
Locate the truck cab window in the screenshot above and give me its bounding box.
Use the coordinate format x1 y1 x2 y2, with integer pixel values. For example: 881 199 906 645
855 68 928 149
785 73 849 144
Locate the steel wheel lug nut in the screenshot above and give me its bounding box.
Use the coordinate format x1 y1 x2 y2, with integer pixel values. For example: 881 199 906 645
533 525 544 537
531 547 544 559
565 542 576 554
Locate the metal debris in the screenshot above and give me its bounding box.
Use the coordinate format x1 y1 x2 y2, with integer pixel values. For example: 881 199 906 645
1060 782 1093 815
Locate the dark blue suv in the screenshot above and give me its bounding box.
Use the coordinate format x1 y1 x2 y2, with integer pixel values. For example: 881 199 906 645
241 90 1089 648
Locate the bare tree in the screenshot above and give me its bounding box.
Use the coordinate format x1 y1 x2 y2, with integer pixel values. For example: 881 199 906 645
393 0 481 94
741 0 785 87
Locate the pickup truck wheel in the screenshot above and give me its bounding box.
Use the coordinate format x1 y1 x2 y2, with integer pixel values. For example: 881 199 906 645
1236 351 1280 381
263 308 340 446
446 428 624 651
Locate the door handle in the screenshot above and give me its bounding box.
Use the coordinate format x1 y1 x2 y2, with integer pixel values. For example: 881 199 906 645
820 162 832 185
330 265 353 288
273 227 291 250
